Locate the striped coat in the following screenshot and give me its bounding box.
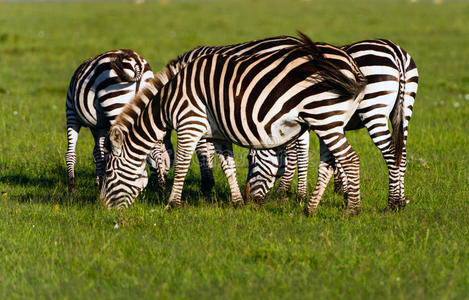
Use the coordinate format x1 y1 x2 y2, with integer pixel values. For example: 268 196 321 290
100 33 367 215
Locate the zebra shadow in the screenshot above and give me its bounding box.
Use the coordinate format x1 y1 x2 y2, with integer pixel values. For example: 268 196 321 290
0 163 100 205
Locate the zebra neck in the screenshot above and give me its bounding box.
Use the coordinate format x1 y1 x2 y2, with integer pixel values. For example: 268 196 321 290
129 92 168 149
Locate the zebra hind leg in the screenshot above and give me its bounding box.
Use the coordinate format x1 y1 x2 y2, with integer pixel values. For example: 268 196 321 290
335 148 360 215
213 141 244 207
307 133 361 216
295 131 310 202
385 145 408 211
65 124 81 194
400 146 409 206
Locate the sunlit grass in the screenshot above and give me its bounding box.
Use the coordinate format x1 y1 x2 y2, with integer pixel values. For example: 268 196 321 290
0 0 468 298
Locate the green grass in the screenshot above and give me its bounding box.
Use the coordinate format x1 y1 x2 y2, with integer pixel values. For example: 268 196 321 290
1 0 468 299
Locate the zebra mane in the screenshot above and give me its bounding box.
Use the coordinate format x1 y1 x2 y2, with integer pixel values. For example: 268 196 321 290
113 66 174 130
296 31 367 98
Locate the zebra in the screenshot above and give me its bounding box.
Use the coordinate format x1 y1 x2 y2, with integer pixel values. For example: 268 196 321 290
245 39 419 213
99 32 367 215
65 49 154 193
144 35 305 193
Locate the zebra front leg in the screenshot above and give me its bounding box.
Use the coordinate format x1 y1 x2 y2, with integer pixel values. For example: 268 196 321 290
91 128 107 189
277 141 297 194
147 142 168 189
304 139 334 215
213 141 244 207
196 138 215 195
148 131 174 188
65 123 81 194
165 130 204 210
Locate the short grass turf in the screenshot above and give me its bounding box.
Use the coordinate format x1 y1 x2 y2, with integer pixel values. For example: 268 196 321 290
0 0 468 299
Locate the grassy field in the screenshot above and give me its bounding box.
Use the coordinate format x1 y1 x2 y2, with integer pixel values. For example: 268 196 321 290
1 0 468 298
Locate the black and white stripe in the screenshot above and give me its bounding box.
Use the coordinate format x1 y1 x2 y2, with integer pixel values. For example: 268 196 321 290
65 49 154 192
246 39 419 212
100 33 367 214
146 36 303 190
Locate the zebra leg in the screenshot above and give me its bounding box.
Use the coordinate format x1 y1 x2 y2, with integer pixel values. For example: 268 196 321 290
277 141 297 194
148 131 174 188
213 141 244 207
306 133 361 216
65 122 81 194
334 145 360 215
333 160 344 194
91 128 107 189
362 118 402 211
295 131 310 201
399 146 409 205
304 139 335 215
165 130 204 210
147 142 168 189
196 138 215 195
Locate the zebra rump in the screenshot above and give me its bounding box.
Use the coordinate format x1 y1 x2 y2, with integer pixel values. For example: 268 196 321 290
65 49 154 193
246 39 419 211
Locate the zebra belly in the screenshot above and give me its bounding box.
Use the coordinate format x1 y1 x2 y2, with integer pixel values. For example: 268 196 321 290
204 111 304 149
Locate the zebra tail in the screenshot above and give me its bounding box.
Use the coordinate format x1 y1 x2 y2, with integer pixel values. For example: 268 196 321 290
296 30 367 99
110 53 142 82
390 52 406 167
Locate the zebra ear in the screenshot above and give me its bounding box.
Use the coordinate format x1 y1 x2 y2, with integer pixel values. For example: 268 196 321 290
109 126 124 156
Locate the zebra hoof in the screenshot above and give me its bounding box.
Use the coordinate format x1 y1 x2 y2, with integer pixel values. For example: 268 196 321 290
232 200 244 208
385 200 405 212
384 203 396 212
164 201 181 211
68 186 76 195
344 206 360 216
68 178 76 195
304 206 316 217
296 194 307 203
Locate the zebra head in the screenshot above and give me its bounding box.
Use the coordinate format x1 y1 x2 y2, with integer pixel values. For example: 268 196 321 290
245 148 286 204
100 125 148 209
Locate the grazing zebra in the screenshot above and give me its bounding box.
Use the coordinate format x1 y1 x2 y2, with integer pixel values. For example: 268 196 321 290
246 39 419 213
100 32 367 215
65 49 154 193
144 35 305 192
